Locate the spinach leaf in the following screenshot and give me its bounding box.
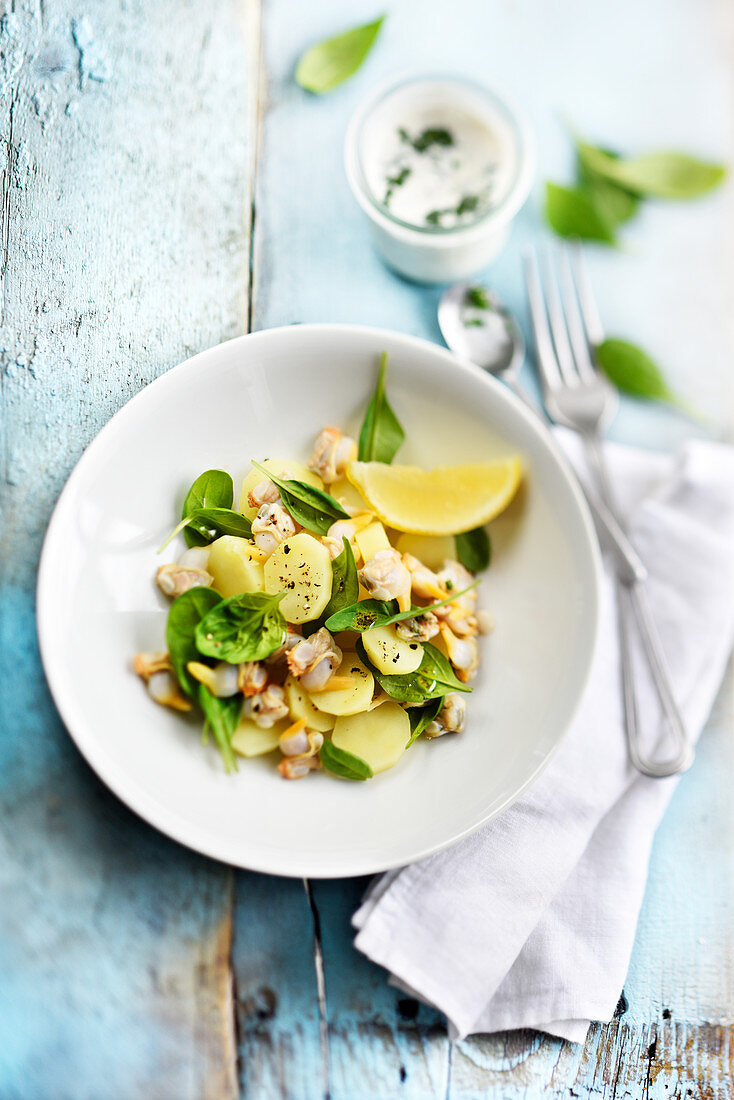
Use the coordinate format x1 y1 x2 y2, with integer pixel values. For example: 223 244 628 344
165 587 222 696
182 470 234 547
577 145 640 226
325 582 478 634
578 143 726 200
544 182 617 244
295 15 385 94
596 338 680 406
321 537 359 620
199 686 240 773
455 528 491 573
357 352 405 464
359 641 471 705
319 739 373 780
251 461 349 536
406 697 443 748
195 591 287 664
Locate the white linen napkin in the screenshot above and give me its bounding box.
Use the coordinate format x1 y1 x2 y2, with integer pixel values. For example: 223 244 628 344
353 438 734 1044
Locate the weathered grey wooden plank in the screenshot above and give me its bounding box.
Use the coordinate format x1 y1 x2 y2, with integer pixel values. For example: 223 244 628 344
0 1 256 1095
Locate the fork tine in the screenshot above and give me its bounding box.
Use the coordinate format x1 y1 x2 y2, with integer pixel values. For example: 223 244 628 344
557 243 597 382
568 242 605 348
522 248 562 395
540 247 578 386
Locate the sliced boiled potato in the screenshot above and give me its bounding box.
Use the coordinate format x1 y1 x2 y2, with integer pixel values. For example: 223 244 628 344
239 459 323 520
208 535 265 596
310 655 374 715
263 532 332 623
331 703 410 774
355 520 391 564
362 624 423 675
284 675 335 733
396 533 455 571
231 716 288 757
330 477 368 514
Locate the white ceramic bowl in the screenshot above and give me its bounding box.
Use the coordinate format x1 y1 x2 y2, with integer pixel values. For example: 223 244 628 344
37 325 601 877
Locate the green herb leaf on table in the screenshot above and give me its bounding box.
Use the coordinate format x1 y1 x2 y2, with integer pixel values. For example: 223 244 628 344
181 470 233 547
325 582 478 634
357 352 405 464
576 145 641 226
295 15 385 95
320 739 373 780
544 182 617 244
251 461 350 536
195 591 287 664
595 338 679 406
165 587 222 697
577 143 727 200
199 686 240 773
454 527 491 573
359 641 471 705
406 697 443 747
321 538 359 620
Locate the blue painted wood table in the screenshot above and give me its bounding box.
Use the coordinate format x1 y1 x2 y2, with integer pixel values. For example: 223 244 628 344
1 0 732 1095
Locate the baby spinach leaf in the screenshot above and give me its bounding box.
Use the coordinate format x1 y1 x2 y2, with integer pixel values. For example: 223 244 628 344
195 591 287 664
577 145 641 226
359 641 471 705
295 15 385 94
325 582 478 634
595 338 679 406
182 470 234 547
321 538 359 621
251 461 349 536
165 587 222 697
578 143 726 200
544 182 617 244
358 352 405 464
406 697 443 748
199 686 240 773
320 739 373 780
419 643 472 694
455 527 491 573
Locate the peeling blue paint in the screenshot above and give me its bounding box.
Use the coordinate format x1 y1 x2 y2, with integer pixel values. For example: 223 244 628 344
71 16 112 87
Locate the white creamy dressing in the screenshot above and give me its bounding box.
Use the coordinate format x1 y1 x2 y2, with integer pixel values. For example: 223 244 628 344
359 79 517 231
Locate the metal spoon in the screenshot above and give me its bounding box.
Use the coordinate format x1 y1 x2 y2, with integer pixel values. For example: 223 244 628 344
438 282 647 584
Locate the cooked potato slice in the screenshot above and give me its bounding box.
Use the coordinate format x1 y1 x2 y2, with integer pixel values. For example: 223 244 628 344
239 459 323 520
355 521 391 564
263 532 332 623
231 716 288 757
310 655 374 715
362 624 423 675
208 535 265 596
284 675 335 733
331 703 410 773
396 533 456 570
330 477 368 514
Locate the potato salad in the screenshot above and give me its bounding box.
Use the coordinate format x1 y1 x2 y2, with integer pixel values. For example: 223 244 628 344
133 355 521 780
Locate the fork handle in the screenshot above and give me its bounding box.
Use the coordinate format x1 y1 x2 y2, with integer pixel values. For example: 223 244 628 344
582 433 692 777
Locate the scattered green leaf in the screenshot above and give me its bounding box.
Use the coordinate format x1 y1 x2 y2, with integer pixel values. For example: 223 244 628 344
455 527 491 573
165 587 222 697
578 143 726 200
195 591 287 664
295 15 385 94
357 351 405 463
320 739 373 780
595 338 679 406
544 182 617 244
251 461 350 536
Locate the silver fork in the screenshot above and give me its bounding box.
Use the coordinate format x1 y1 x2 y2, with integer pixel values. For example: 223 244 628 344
523 242 692 778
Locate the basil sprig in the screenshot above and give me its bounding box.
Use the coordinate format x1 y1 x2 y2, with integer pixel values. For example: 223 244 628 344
319 739 373 780
195 591 287 664
251 461 349 536
358 352 405 463
199 687 240 773
159 469 251 551
358 641 471 705
325 582 478 634
406 697 443 748
454 528 491 573
166 586 222 697
295 16 385 95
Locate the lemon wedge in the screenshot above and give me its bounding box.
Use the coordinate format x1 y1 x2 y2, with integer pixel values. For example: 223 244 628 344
346 458 523 535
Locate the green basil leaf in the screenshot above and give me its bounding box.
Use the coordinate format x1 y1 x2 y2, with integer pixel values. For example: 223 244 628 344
319 738 373 780
251 461 349 536
165 587 222 696
199 686 240 773
195 591 287 663
358 352 405 463
321 537 359 620
325 582 478 634
595 338 679 406
406 697 443 747
577 143 726 200
182 470 234 547
454 528 490 573
295 15 385 94
544 182 617 244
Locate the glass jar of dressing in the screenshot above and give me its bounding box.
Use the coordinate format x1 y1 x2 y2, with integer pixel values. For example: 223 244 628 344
345 76 535 284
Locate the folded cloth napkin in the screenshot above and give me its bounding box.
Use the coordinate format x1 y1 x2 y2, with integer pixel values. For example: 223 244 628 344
353 438 734 1044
